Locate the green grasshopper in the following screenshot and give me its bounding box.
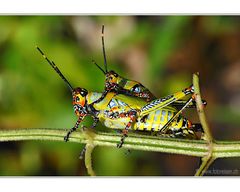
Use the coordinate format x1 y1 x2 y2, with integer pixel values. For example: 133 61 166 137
37 47 204 148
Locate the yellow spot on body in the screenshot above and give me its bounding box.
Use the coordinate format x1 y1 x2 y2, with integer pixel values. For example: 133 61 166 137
147 112 155 131
154 110 161 130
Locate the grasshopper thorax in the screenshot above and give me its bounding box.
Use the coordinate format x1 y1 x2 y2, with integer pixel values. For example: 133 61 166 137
72 87 88 116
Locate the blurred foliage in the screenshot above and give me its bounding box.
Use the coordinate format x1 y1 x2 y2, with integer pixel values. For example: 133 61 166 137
0 16 240 176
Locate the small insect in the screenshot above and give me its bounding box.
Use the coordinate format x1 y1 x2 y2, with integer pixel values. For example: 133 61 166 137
93 25 207 109
92 25 156 103
36 46 204 148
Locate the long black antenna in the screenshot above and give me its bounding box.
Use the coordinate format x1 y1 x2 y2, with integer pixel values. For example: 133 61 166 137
36 46 74 92
92 59 106 74
101 25 108 73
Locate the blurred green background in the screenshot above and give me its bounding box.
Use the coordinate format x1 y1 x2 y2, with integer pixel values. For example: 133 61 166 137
0 16 240 176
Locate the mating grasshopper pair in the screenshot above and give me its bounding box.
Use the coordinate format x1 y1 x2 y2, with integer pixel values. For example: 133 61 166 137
37 25 206 149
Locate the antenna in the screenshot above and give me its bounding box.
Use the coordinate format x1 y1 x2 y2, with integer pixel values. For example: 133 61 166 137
92 59 106 74
101 25 108 73
36 46 74 92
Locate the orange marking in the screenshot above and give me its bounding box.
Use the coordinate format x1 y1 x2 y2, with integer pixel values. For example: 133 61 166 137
119 113 126 118
187 120 192 128
192 93 196 100
80 100 85 106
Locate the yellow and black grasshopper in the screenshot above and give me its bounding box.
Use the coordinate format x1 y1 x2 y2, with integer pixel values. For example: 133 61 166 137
93 25 206 110
36 46 205 148
92 25 156 103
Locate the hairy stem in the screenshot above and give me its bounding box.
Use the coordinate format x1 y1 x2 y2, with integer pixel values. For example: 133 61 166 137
1 128 240 158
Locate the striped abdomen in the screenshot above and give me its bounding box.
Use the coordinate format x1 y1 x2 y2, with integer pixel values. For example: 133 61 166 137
134 107 185 132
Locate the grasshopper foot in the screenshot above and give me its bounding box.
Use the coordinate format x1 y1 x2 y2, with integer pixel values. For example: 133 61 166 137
64 127 76 142
117 134 128 148
64 135 69 142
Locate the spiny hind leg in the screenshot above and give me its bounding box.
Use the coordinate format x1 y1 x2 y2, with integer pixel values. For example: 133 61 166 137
160 97 194 133
158 91 206 134
172 99 207 109
140 85 194 117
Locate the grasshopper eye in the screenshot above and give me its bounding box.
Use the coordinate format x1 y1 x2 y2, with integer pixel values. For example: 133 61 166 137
76 96 80 102
80 90 87 97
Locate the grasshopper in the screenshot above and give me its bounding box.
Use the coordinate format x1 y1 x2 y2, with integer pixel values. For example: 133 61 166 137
92 25 156 103
93 25 206 108
36 47 204 148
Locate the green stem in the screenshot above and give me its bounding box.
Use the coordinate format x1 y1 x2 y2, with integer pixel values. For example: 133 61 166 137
85 143 96 176
82 128 96 176
1 128 240 158
195 156 216 176
193 74 213 141
193 73 214 176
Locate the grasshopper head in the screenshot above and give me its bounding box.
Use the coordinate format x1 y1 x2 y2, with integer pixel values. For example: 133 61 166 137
36 47 89 117
105 70 120 90
72 87 88 116
93 26 123 91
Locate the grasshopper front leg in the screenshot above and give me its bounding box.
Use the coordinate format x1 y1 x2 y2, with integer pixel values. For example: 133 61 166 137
64 114 86 142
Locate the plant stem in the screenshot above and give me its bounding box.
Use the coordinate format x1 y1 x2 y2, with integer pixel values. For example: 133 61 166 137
85 143 96 176
193 74 213 142
1 128 240 158
193 73 215 176
0 75 237 176
82 128 96 176
195 156 216 176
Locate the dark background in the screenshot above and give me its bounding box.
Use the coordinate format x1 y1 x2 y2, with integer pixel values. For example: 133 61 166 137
0 16 240 176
